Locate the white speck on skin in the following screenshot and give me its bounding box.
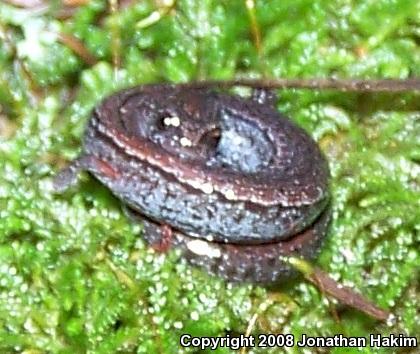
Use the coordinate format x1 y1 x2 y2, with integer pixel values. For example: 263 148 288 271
201 182 214 194
180 137 192 147
186 240 221 258
224 189 236 200
163 116 181 127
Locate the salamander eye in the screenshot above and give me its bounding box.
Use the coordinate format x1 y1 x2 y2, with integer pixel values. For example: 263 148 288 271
198 128 221 152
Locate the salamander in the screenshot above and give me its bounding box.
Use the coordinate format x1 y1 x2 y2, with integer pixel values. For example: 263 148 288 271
53 83 331 283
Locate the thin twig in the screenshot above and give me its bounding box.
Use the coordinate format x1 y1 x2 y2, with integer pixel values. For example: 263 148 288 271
240 313 258 354
57 32 97 66
308 267 390 321
244 0 268 77
287 257 391 322
183 77 420 92
109 0 121 79
244 0 262 55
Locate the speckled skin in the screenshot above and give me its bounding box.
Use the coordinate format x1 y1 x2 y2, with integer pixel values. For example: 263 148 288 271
126 205 331 284
54 83 331 283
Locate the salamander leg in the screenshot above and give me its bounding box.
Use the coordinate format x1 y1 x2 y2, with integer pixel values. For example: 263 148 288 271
150 224 173 253
53 154 120 192
123 205 173 253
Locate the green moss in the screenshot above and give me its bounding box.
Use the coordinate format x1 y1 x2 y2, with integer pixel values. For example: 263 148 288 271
0 0 418 353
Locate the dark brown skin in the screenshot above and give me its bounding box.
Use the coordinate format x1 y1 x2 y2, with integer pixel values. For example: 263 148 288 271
54 83 331 283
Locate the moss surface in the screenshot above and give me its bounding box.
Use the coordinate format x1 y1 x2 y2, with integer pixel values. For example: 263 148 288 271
0 0 419 353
